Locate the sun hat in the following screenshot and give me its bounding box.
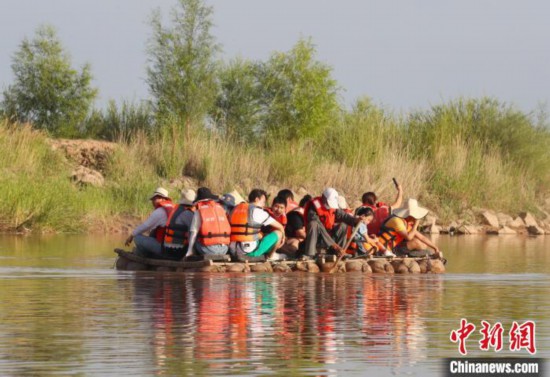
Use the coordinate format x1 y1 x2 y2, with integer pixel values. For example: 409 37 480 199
149 187 170 200
179 189 196 205
195 187 219 202
220 190 246 208
322 187 339 209
392 198 429 219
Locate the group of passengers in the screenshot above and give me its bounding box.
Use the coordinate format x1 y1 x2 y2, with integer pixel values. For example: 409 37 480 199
125 184 443 262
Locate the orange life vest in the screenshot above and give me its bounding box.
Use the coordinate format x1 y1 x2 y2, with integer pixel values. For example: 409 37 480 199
355 204 391 235
265 208 287 228
151 201 175 243
304 197 336 231
229 203 263 242
163 204 193 249
196 200 231 246
378 216 413 249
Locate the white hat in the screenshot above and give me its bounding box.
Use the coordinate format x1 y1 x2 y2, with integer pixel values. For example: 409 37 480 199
179 189 196 205
149 187 170 200
392 198 429 220
322 187 339 209
337 195 349 210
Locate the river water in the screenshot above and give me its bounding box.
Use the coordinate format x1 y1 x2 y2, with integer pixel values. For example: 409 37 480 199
0 234 548 376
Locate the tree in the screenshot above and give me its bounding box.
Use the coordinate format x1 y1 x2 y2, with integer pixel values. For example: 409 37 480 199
1 25 97 136
212 58 262 142
257 39 340 141
146 0 219 132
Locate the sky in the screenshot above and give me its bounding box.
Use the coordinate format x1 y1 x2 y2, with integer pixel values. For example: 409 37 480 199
1 0 549 113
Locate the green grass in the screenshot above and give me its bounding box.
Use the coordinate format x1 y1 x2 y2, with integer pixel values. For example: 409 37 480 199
1 96 549 232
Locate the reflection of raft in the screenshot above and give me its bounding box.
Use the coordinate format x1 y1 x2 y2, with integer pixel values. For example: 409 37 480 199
114 249 446 274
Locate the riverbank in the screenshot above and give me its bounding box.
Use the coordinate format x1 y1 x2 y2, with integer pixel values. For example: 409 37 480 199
1 119 550 235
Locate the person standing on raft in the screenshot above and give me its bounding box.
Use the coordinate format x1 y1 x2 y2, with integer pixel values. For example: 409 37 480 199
378 198 442 258
303 188 361 259
125 187 175 259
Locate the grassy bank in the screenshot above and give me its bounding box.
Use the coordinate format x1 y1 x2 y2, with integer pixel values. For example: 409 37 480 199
1 97 549 233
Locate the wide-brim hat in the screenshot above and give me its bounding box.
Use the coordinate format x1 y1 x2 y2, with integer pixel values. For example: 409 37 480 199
392 198 429 219
149 187 170 200
220 190 245 208
179 189 196 205
195 187 219 202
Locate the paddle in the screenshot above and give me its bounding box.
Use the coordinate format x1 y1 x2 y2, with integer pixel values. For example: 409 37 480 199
329 222 362 273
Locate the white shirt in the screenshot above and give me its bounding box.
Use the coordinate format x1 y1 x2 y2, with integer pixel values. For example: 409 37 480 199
230 207 275 254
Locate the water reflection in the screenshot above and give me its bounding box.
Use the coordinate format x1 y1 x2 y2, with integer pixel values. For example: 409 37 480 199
124 273 446 375
0 235 548 376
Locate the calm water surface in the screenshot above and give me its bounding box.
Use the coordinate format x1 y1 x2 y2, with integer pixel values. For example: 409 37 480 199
0 234 548 376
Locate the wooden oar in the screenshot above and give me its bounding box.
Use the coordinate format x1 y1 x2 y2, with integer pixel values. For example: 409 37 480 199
329 222 362 273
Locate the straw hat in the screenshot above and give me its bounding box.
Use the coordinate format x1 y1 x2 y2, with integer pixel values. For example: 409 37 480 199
149 187 170 200
220 190 246 208
179 189 196 205
392 198 429 219
322 188 339 209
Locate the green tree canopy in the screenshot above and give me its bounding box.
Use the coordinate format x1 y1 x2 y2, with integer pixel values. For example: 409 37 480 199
146 0 219 129
1 25 97 137
212 58 262 142
258 39 341 141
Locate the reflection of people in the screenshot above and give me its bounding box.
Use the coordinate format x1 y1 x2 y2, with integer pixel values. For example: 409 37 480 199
125 187 175 259
378 198 442 258
229 189 285 258
186 187 231 258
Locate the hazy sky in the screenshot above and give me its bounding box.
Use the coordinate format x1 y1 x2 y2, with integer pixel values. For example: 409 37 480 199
1 0 549 112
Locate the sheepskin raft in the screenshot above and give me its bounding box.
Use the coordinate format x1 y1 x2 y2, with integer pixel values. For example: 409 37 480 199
114 249 445 274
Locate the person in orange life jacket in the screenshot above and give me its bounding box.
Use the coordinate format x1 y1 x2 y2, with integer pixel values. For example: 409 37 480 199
352 207 395 257
229 189 285 259
303 188 361 258
354 183 403 235
161 189 196 260
278 194 311 257
378 198 442 258
186 187 231 258
275 189 299 213
125 187 175 259
265 196 288 229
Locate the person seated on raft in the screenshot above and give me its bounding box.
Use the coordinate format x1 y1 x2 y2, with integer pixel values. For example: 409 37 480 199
125 187 175 259
219 190 246 215
378 198 442 258
278 194 311 258
185 187 231 259
303 188 361 259
160 189 196 260
265 196 288 229
349 207 395 257
355 182 404 235
276 189 299 213
229 189 285 260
